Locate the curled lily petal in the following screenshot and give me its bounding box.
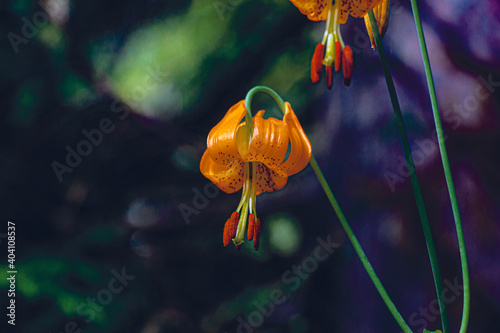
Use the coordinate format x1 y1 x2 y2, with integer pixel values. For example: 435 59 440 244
274 103 312 177
239 110 291 170
200 151 245 193
206 100 247 166
364 0 390 49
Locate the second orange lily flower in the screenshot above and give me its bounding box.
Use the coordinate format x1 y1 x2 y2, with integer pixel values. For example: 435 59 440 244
290 0 390 89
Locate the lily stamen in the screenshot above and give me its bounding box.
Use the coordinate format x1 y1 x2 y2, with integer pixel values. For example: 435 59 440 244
311 0 352 89
311 43 325 83
223 212 239 247
252 217 262 251
247 213 255 241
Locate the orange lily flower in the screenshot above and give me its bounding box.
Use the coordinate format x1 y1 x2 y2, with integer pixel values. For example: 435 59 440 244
200 100 312 250
290 0 389 88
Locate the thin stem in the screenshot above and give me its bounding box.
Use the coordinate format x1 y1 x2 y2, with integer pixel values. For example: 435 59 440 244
245 86 286 117
309 155 412 333
408 2 470 332
368 10 450 333
244 86 287 146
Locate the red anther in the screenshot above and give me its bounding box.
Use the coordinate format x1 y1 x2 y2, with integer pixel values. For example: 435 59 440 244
253 218 261 251
335 41 342 73
313 43 325 73
247 213 255 240
223 211 239 247
311 43 325 83
342 45 353 87
325 66 333 90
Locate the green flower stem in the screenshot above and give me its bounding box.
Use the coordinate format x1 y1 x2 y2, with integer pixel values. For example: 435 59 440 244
245 86 411 332
368 10 450 333
309 155 412 332
245 86 287 120
408 2 470 332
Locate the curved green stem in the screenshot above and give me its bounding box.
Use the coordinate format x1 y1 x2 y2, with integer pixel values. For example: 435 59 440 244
310 155 412 333
368 10 450 333
245 86 286 120
244 86 286 148
408 2 470 332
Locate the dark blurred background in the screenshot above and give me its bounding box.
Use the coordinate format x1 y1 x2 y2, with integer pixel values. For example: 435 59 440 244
0 0 499 332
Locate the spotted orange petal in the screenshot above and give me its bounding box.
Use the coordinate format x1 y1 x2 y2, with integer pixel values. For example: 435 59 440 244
206 100 247 166
274 102 312 177
238 110 290 170
289 0 329 21
254 162 288 195
339 0 384 24
200 151 245 194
